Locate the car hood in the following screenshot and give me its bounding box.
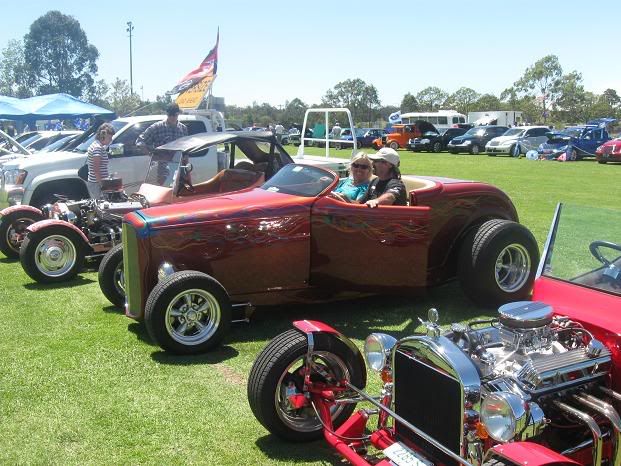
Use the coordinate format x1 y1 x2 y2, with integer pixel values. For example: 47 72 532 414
1 149 85 171
489 135 517 144
128 188 315 235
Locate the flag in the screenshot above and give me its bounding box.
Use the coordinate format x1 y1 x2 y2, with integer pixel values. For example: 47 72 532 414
388 111 401 124
168 30 219 95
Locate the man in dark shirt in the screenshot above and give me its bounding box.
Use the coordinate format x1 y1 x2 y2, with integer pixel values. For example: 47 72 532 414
136 103 188 152
363 147 407 208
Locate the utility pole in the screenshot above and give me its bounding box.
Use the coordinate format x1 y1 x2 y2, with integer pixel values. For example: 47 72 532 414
126 21 134 95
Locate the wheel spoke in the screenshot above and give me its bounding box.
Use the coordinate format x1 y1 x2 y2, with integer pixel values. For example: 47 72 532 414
176 322 188 335
184 294 193 307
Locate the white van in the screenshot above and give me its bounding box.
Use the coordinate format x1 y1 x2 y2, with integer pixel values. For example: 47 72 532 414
400 110 467 131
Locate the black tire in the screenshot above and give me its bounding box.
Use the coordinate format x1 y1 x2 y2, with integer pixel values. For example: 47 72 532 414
98 243 125 308
20 225 86 283
570 149 578 161
470 144 480 155
0 210 44 259
450 150 459 154
248 329 366 442
389 141 399 151
487 152 496 156
458 219 539 307
510 144 520 157
598 159 608 164
431 141 442 153
144 271 231 354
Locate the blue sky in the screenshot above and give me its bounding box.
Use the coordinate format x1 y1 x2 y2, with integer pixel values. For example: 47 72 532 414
2 0 620 107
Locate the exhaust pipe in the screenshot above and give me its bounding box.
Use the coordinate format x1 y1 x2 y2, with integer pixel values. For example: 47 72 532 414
554 400 603 466
574 394 621 466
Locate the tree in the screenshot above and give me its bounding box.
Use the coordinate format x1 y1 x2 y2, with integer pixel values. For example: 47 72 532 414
400 93 419 112
415 87 448 112
109 78 140 117
0 39 30 97
281 98 307 127
321 78 381 124
85 79 110 108
555 71 586 123
23 10 99 97
471 94 502 112
447 87 480 115
601 88 620 109
514 55 563 123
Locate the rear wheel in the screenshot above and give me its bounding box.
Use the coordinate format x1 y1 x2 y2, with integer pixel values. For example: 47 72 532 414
248 329 365 442
598 159 608 164
458 219 539 307
98 244 125 308
569 148 578 161
431 141 442 153
0 210 44 259
389 141 399 151
470 144 480 155
20 225 86 283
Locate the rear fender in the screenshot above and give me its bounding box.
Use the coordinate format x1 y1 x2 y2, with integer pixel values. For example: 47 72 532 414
0 205 43 218
292 320 366 386
26 219 89 246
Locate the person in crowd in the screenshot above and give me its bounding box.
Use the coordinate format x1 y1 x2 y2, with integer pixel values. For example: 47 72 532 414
86 122 116 198
331 121 342 150
363 147 407 208
136 103 188 152
330 152 373 203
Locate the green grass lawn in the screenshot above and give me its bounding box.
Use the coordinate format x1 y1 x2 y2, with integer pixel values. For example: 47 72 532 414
1 149 620 464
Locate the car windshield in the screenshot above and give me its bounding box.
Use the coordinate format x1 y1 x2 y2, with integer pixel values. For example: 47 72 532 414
464 128 486 136
503 128 524 137
38 134 78 153
143 150 184 188
541 203 621 297
260 164 336 197
74 120 128 153
355 128 366 137
560 127 583 138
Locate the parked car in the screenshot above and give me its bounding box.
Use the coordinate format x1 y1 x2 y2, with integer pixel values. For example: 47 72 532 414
408 127 469 152
486 125 550 157
372 121 437 150
537 119 615 161
595 137 621 163
122 164 537 355
340 128 386 148
447 125 508 154
248 202 621 466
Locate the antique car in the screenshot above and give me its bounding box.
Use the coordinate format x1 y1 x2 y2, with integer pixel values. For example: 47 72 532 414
372 121 437 150
447 125 509 154
341 128 387 149
10 132 290 286
407 127 469 153
537 120 615 161
248 202 621 466
122 163 538 355
595 137 621 164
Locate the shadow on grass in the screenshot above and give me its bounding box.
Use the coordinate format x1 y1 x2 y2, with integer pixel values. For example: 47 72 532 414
151 344 238 365
127 321 152 345
23 275 95 290
102 304 124 314
255 435 342 465
0 256 18 264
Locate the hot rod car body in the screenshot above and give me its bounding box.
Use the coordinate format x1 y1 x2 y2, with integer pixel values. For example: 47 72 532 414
248 202 621 466
122 162 538 355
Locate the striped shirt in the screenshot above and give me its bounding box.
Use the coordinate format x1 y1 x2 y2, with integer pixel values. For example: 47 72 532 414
136 120 188 150
87 140 109 183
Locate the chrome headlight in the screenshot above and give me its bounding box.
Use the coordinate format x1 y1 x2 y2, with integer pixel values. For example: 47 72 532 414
420 138 430 144
481 392 527 442
364 333 397 372
463 140 472 145
157 262 176 281
3 169 27 185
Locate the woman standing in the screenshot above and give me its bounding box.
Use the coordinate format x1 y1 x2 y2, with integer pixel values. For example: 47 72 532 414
86 123 115 198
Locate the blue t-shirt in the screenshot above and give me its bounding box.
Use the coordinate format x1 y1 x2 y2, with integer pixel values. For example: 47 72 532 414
334 177 369 202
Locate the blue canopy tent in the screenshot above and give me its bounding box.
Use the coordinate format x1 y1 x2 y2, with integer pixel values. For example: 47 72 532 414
0 93 115 120
0 96 25 119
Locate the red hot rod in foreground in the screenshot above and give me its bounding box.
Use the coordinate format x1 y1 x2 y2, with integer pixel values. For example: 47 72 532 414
122 162 538 355
248 203 621 466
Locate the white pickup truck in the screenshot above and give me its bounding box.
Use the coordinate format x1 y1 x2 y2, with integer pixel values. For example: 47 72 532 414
0 111 225 209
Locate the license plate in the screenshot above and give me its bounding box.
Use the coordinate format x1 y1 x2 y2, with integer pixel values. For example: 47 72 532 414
384 442 434 466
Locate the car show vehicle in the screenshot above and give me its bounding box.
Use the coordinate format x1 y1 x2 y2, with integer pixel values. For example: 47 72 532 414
407 127 469 153
595 137 621 163
372 121 437 151
537 119 615 161
14 132 288 288
248 202 621 466
447 125 508 154
340 128 387 148
485 126 549 157
122 162 538 355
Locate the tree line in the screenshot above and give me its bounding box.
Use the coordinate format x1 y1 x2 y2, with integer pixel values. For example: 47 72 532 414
1 11 619 129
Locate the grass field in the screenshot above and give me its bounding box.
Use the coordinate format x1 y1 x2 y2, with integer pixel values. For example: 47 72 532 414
1 149 620 465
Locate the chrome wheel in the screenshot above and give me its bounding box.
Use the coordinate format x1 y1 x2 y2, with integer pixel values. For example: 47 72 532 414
165 288 221 346
113 261 125 296
5 217 36 253
495 243 531 293
274 352 350 433
34 234 77 277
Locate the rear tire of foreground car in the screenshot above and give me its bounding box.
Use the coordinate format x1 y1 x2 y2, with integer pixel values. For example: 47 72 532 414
432 141 442 153
458 219 539 307
0 210 44 259
144 271 231 354
98 244 125 308
20 225 86 283
247 329 365 442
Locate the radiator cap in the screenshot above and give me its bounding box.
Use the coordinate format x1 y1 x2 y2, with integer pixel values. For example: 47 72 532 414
498 301 553 329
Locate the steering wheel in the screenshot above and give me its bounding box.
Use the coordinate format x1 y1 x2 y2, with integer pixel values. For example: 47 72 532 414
590 241 621 267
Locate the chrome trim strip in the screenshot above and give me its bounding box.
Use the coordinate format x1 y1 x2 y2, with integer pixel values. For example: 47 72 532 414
554 400 603 466
536 202 562 278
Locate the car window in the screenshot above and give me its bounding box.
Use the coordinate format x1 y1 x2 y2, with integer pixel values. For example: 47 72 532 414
261 164 335 197
116 121 158 156
183 120 207 135
28 135 59 151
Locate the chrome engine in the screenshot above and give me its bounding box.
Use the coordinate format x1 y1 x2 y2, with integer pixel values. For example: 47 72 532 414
388 303 621 466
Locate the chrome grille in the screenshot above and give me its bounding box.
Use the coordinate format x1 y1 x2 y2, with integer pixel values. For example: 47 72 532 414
122 222 142 318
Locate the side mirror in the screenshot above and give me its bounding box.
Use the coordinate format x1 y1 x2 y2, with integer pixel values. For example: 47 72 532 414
108 143 125 156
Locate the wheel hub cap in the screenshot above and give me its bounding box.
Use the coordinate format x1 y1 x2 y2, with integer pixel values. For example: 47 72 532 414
34 235 77 277
165 289 221 345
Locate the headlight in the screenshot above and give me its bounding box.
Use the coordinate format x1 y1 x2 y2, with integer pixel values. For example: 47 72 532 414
364 333 397 372
4 169 27 185
157 262 176 281
463 140 472 145
481 392 527 442
420 139 430 144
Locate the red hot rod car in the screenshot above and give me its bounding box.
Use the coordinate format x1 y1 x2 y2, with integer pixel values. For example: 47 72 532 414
248 202 621 466
122 162 538 355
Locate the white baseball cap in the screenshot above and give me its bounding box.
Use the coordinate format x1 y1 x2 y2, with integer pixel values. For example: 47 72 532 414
369 147 400 167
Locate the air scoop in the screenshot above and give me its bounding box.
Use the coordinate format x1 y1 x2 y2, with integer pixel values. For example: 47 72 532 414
498 301 554 329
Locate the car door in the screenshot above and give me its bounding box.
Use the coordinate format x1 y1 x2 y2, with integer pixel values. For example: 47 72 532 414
522 128 547 152
581 128 607 156
309 196 431 292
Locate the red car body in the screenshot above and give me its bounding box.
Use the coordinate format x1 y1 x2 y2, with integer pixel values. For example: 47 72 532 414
596 138 621 163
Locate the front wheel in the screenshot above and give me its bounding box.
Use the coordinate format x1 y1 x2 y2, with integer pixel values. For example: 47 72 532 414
458 219 539 307
389 141 399 151
144 271 231 354
98 244 125 308
470 144 480 155
431 141 442 153
0 210 44 259
20 226 86 283
248 329 365 442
